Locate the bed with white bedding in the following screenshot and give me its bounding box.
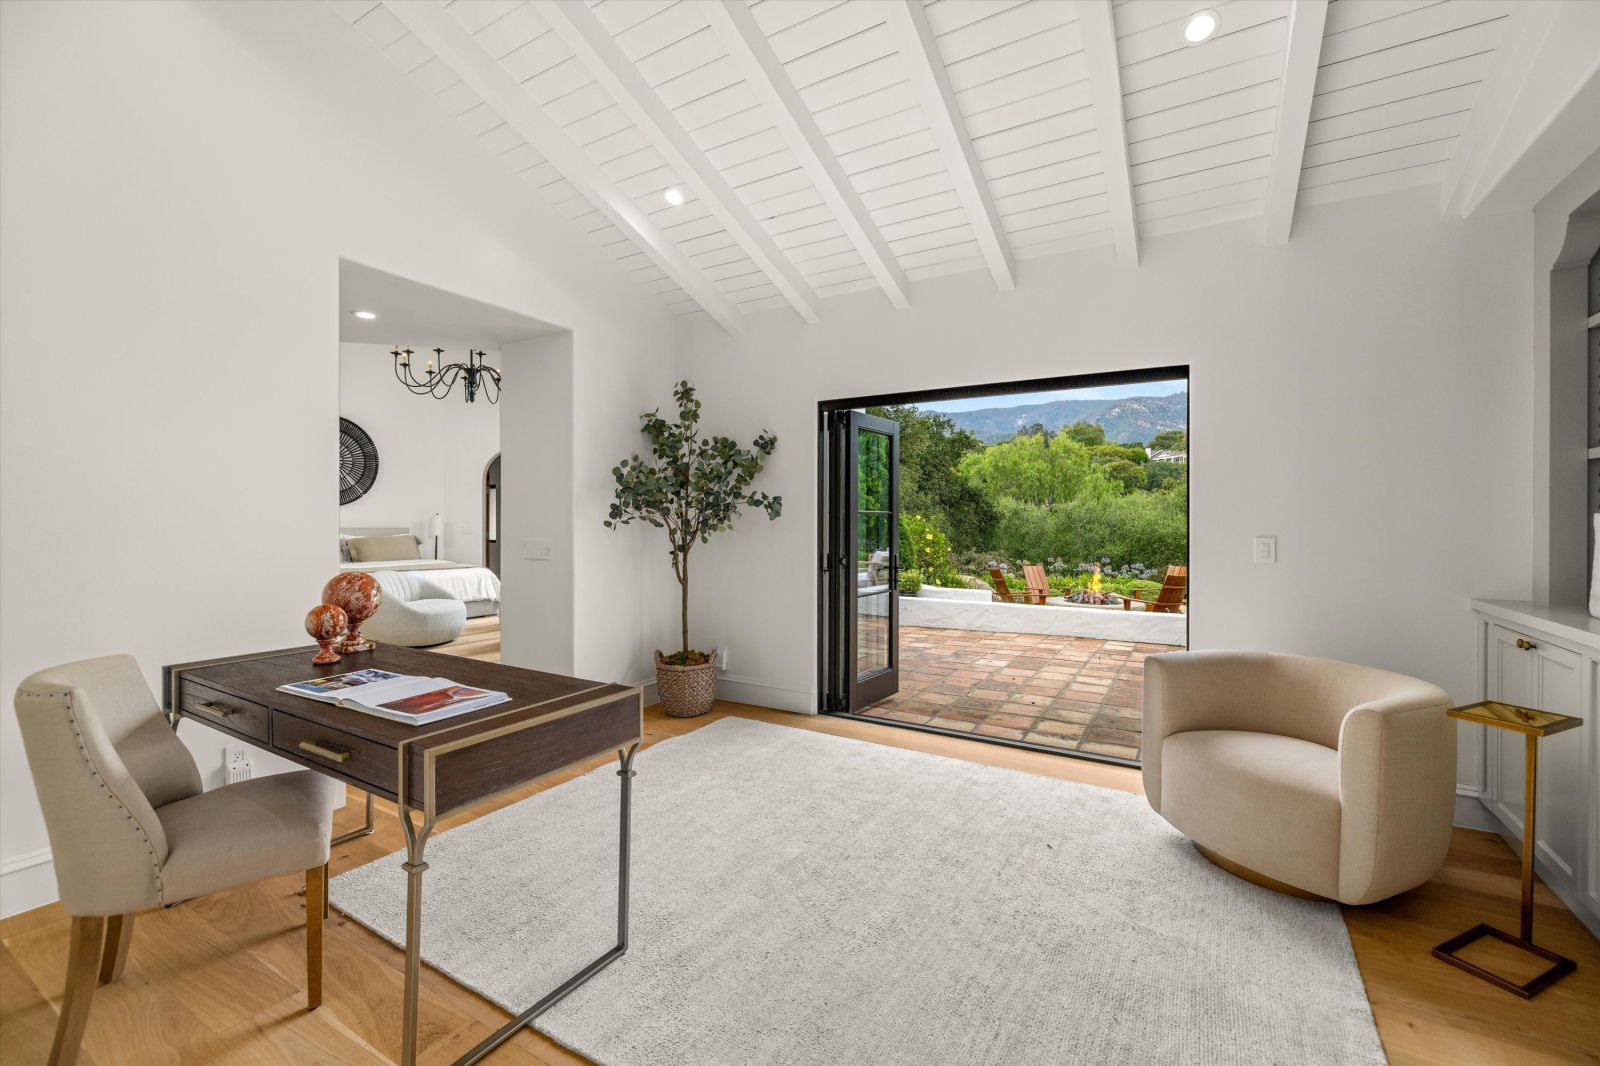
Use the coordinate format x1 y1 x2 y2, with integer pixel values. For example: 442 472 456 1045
339 527 500 617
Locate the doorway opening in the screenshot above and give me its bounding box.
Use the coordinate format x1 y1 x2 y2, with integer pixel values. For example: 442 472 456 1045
336 259 565 667
484 453 501 578
819 367 1189 766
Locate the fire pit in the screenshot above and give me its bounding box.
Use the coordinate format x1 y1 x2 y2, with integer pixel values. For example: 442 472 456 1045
1065 566 1119 606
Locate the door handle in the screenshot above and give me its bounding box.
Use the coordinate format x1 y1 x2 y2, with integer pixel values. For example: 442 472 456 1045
1515 638 1537 651
299 739 353 763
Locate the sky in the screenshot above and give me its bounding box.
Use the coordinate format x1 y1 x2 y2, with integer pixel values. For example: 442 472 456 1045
915 378 1187 413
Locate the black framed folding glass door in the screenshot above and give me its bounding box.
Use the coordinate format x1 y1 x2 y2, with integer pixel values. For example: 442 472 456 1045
822 409 900 711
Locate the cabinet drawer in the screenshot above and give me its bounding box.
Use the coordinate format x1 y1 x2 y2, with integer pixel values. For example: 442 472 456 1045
180 680 270 743
272 711 395 793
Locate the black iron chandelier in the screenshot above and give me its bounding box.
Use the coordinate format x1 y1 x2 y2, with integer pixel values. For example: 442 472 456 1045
392 347 501 404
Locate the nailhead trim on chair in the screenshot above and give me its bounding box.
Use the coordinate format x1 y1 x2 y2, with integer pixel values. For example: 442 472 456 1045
20 687 167 906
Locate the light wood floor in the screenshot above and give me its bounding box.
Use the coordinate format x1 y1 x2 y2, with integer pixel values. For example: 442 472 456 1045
3 627 1597 1064
436 615 501 663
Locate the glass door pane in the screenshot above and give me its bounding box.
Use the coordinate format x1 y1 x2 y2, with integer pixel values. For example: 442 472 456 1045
847 412 899 709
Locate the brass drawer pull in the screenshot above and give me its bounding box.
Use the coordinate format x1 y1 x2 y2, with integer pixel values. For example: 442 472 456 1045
192 700 238 719
1515 638 1537 651
298 739 353 763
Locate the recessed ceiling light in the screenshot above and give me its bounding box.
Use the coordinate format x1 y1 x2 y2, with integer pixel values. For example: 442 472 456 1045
1184 9 1219 44
351 310 377 320
663 187 685 206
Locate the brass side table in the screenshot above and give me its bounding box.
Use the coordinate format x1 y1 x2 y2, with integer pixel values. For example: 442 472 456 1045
1433 700 1582 998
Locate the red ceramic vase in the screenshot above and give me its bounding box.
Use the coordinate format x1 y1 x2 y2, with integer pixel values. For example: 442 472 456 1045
322 572 382 653
305 603 349 665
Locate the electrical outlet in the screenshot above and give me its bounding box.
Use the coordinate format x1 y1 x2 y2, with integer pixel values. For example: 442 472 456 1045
1253 536 1277 564
224 747 252 784
715 648 729 671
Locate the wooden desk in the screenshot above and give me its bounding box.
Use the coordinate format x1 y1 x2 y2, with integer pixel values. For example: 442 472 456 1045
163 645 642 1065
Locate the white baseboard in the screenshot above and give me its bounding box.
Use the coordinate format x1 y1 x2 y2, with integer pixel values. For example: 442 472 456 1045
0 847 57 918
715 674 814 714
631 673 815 715
1452 791 1500 832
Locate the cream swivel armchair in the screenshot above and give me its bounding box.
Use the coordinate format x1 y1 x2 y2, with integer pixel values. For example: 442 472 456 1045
14 655 342 1065
363 569 468 647
1143 651 1455 904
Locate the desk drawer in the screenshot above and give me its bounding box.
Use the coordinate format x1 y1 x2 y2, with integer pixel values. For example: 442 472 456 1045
180 681 270 743
272 711 396 792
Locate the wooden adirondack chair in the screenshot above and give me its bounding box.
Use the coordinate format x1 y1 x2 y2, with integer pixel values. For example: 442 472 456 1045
989 568 1029 604
1021 564 1052 605
1122 565 1187 612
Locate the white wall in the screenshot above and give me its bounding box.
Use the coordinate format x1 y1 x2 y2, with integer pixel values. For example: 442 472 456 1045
0 0 670 916
673 187 1537 791
339 341 500 564
499 333 575 674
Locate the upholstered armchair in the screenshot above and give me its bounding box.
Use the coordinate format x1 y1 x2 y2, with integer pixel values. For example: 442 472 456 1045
363 569 468 647
14 655 341 1066
1143 651 1455 905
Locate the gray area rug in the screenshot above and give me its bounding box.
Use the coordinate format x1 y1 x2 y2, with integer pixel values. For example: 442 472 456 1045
332 717 1386 1065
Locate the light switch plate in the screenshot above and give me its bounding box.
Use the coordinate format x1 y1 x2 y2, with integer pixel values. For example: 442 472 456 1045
523 538 552 561
1253 536 1277 564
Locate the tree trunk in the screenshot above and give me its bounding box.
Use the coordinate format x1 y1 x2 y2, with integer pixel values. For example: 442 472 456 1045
679 550 690 656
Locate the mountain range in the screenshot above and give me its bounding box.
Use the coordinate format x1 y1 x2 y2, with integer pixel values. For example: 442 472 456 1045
939 392 1188 445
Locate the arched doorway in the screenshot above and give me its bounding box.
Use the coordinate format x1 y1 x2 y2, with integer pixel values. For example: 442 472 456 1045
483 453 501 577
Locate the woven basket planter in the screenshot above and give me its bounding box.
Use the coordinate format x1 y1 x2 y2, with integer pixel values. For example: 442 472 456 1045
654 651 718 718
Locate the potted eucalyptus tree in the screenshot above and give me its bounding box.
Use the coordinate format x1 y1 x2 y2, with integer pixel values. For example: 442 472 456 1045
605 381 781 717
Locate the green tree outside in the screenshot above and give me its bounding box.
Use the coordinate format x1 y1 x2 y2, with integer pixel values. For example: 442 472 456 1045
863 402 1188 580
1149 429 1188 452
1064 421 1105 447
865 404 995 550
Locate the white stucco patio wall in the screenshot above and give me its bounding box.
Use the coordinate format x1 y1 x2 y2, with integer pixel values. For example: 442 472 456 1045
901 589 1187 645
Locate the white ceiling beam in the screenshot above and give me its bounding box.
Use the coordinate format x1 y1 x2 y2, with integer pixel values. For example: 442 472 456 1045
1261 0 1329 246
1441 1 1594 218
1074 0 1138 267
882 0 1014 291
698 0 910 310
533 0 820 324
381 0 743 333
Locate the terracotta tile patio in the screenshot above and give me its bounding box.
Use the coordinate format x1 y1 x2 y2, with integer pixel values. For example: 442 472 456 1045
862 626 1182 763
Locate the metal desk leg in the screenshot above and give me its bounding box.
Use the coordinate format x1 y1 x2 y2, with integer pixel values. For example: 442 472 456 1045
452 742 641 1066
399 801 435 1066
332 791 375 847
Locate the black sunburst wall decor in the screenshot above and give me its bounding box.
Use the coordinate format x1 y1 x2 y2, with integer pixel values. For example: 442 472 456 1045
339 417 379 505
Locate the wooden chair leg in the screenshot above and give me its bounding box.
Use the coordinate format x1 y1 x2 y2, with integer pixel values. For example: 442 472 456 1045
305 867 324 1010
49 915 104 1066
97 913 134 985
322 863 330 921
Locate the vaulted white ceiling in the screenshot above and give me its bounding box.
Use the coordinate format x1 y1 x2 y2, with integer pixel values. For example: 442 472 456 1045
327 0 1586 330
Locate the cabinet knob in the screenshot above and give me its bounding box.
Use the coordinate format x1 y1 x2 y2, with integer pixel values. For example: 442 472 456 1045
1515 637 1537 651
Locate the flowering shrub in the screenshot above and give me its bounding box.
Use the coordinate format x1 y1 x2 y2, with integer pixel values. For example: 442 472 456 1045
898 567 923 595
900 513 962 587
973 555 1162 599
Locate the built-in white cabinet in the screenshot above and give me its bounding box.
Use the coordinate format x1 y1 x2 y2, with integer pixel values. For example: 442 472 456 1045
1474 601 1600 937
